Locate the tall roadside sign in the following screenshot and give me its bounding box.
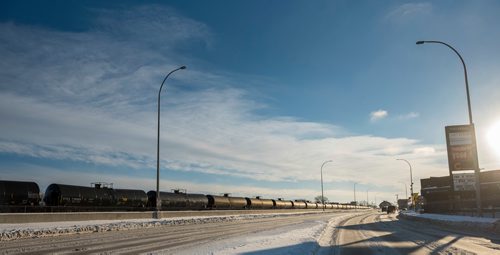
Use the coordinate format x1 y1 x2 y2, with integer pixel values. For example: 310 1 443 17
445 124 481 215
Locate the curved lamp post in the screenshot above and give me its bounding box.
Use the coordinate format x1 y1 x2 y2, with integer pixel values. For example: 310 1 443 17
416 40 481 215
416 41 473 124
155 66 186 219
320 160 333 211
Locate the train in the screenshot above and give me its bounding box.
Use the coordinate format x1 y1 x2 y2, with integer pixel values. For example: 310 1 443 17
0 180 365 212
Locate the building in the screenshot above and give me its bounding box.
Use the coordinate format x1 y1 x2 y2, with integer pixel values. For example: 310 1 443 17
420 169 500 214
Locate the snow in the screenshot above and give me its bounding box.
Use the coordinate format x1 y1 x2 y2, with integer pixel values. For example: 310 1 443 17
0 210 369 254
160 212 359 255
0 211 332 241
400 210 498 223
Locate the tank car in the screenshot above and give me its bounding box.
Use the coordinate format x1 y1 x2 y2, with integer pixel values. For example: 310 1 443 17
259 197 275 209
207 194 232 209
273 198 293 209
305 202 318 209
0 180 40 205
147 190 209 210
114 188 148 207
44 183 114 206
206 193 249 209
245 197 262 209
293 200 307 209
226 194 247 209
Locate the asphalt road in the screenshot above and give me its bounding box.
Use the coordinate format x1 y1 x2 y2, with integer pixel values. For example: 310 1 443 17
2 211 500 254
333 212 500 254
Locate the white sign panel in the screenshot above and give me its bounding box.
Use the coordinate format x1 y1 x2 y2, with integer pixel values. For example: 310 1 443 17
453 173 476 191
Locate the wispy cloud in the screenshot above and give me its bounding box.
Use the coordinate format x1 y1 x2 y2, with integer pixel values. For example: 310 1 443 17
398 112 420 120
0 5 448 201
385 3 433 23
370 109 388 122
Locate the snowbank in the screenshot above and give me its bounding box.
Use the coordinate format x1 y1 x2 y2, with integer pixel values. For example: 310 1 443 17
399 210 500 234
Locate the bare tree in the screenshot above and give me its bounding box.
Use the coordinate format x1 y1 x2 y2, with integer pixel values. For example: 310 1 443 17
314 195 329 203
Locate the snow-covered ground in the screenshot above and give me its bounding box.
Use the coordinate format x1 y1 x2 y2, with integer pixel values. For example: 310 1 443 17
399 210 500 235
400 210 498 223
166 212 358 255
0 211 349 242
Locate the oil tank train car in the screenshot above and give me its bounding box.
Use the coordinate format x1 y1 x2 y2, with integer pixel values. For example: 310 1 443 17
293 200 307 209
205 193 250 209
147 190 209 210
246 196 274 209
274 198 293 209
44 183 147 208
0 180 40 206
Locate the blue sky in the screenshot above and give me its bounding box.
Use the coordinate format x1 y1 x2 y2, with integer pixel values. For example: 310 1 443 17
1 0 500 204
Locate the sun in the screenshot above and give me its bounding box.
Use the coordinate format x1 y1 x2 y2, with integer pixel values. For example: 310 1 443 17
488 120 500 157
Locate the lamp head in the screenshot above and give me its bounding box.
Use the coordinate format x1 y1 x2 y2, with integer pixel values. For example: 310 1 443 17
180 66 187 69
416 41 425 45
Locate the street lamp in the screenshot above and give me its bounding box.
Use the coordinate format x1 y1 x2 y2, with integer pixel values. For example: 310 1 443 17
366 189 370 207
416 41 473 124
353 182 357 210
399 181 408 199
320 160 333 211
155 65 186 219
396 159 413 211
416 40 482 215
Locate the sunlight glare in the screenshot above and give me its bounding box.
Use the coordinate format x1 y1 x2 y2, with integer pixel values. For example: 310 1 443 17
488 120 500 157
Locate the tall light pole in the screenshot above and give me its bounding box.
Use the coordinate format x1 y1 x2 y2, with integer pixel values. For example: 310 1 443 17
397 159 414 211
353 182 357 210
320 160 333 211
156 66 186 219
399 181 408 199
416 40 481 216
366 189 370 207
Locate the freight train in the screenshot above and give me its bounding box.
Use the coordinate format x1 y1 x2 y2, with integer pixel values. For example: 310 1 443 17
0 180 364 212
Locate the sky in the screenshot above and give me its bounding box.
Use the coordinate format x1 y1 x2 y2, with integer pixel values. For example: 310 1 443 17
1 0 500 204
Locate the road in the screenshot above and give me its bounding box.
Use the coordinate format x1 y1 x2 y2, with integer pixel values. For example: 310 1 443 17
332 212 500 254
1 211 500 254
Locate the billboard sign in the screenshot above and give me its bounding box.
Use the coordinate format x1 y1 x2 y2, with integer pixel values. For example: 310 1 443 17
445 124 478 171
453 173 476 191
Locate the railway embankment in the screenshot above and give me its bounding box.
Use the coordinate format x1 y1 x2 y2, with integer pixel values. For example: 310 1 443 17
398 210 500 234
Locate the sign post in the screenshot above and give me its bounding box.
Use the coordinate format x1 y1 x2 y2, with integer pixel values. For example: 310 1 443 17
445 124 481 215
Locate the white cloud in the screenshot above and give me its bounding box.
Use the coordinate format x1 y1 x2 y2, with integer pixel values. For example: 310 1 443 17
398 112 420 120
370 109 388 122
0 5 450 202
413 147 436 155
385 3 433 23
